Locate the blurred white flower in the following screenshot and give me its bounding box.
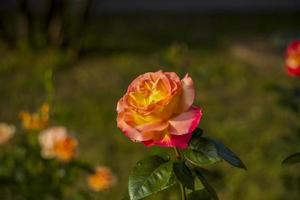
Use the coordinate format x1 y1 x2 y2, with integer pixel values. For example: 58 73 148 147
0 123 16 145
39 126 77 162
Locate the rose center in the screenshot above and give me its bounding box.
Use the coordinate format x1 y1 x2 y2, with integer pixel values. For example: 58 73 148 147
287 54 300 68
130 79 169 107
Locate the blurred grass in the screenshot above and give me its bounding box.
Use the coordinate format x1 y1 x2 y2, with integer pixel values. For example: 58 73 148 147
0 14 300 199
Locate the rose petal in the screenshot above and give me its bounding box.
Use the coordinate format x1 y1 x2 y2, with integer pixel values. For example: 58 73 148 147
169 106 202 136
128 71 170 93
285 40 300 77
117 113 153 142
287 40 300 54
136 121 169 133
181 74 195 112
286 66 300 77
116 98 125 112
165 72 181 93
142 132 193 148
39 126 68 159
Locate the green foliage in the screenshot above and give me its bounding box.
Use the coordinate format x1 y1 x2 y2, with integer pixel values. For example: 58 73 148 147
0 103 109 199
207 138 247 170
127 127 246 200
282 152 300 166
173 161 194 190
188 190 212 200
0 130 93 199
183 133 246 170
128 156 175 200
183 136 221 167
194 169 219 200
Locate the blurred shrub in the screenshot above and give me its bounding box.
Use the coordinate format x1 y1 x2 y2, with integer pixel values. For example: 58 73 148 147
0 103 116 199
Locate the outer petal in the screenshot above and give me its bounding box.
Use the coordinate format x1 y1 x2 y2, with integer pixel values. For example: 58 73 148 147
117 113 154 142
180 74 195 112
116 98 125 112
287 40 300 54
164 72 181 94
169 106 202 136
286 66 300 77
127 70 170 93
142 132 193 148
143 106 202 148
136 121 169 133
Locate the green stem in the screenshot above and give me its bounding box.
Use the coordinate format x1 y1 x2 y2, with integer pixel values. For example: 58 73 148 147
71 160 94 174
180 183 187 200
174 147 181 159
173 148 187 200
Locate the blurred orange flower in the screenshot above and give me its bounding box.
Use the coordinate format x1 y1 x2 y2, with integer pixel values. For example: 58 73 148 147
0 123 15 145
39 126 77 162
87 166 117 192
19 103 50 131
53 135 78 162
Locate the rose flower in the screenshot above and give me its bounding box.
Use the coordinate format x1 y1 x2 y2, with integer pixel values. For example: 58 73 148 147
39 126 77 162
87 166 117 192
117 70 202 148
285 40 300 77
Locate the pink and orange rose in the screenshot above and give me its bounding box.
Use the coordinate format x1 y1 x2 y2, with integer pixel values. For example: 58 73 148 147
116 71 202 148
285 40 300 77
